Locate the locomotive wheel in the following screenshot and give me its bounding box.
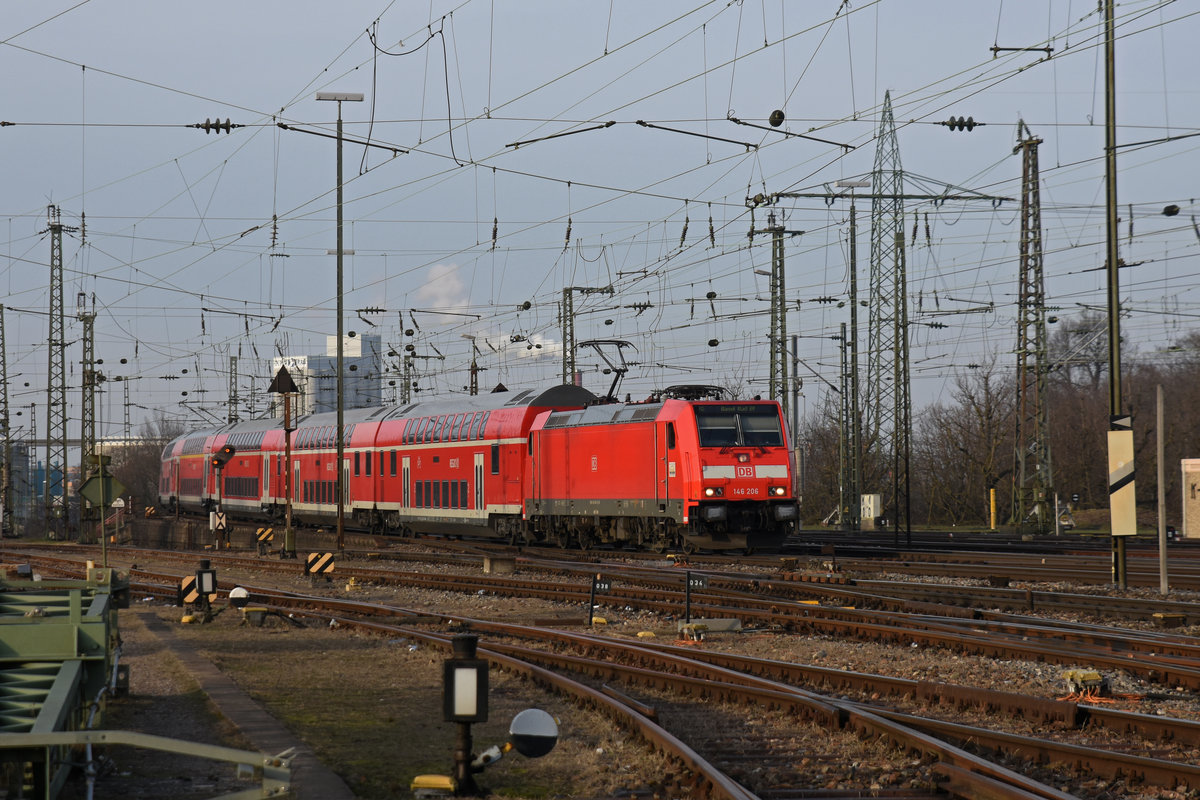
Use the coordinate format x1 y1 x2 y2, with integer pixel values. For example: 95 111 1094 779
577 532 593 551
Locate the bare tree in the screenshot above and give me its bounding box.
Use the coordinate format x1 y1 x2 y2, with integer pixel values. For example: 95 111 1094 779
110 414 186 513
910 364 1015 526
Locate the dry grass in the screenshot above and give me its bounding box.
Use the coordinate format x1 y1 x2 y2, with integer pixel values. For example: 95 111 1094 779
110 604 674 799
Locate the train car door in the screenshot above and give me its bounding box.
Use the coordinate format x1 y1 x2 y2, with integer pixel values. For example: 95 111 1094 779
655 421 674 512
342 457 350 506
262 456 270 504
402 457 411 508
293 459 300 502
474 453 485 512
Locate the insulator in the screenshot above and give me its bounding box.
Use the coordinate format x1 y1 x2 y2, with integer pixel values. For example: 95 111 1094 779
680 216 688 249
564 217 571 251
491 217 498 250
708 339 719 347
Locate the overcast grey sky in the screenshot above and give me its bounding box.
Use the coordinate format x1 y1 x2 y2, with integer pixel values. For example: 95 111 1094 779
1 0 1196 434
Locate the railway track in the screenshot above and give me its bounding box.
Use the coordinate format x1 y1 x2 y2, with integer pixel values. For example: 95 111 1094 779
10 542 1200 798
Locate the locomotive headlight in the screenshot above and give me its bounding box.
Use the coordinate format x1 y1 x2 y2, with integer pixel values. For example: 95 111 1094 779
736 453 749 463
704 487 724 497
772 486 786 496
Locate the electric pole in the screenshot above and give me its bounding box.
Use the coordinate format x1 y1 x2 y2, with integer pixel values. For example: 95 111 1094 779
1011 121 1053 532
228 355 240 424
561 285 614 385
0 304 11 538
78 293 97 534
43 205 75 536
1104 0 1136 585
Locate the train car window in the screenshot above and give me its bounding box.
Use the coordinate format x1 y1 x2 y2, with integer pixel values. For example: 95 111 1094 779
490 443 500 475
450 480 458 508
415 480 423 508
447 413 460 442
442 480 450 508
468 412 482 440
422 417 435 443
432 480 441 508
365 451 372 477
666 422 676 449
456 414 470 440
390 450 397 477
354 452 361 477
740 409 785 447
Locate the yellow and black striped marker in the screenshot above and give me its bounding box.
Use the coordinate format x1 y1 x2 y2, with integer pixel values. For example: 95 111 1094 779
305 552 335 575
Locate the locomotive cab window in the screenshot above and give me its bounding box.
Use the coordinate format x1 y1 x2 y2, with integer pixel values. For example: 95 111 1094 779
666 422 676 449
740 409 785 447
695 412 737 447
695 404 784 448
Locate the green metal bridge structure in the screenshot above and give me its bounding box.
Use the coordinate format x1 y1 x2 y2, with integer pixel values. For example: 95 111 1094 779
0 564 292 799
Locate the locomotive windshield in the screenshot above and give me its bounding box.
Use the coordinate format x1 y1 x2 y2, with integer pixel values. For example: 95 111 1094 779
694 404 785 447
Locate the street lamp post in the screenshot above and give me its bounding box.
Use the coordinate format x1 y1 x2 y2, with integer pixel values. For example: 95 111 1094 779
316 91 363 555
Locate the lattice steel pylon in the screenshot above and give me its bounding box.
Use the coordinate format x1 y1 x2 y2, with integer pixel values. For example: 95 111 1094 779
767 215 788 416
0 304 11 536
1011 121 1053 530
228 355 240 424
43 206 75 533
866 91 911 538
561 285 614 385
78 300 97 525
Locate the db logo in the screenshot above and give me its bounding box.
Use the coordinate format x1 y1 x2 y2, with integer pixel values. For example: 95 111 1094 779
735 465 754 478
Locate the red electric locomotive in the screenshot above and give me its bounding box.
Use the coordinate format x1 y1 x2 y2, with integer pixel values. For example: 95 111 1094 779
525 391 798 552
158 383 799 552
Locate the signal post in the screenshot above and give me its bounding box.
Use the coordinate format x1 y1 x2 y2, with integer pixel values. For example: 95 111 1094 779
269 366 300 558
209 445 236 548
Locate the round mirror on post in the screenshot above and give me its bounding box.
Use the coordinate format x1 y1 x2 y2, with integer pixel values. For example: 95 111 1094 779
508 708 558 758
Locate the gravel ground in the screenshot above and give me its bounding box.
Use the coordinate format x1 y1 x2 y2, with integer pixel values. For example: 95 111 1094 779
68 550 1200 798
